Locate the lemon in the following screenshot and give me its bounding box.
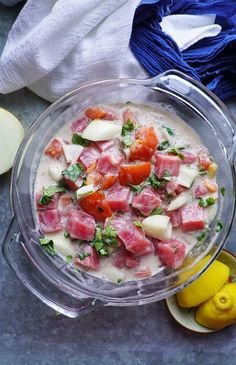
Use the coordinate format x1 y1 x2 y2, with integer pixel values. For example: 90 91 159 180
196 284 236 329
177 255 229 308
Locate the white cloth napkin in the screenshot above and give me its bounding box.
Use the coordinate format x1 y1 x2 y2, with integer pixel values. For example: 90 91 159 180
0 1 221 102
160 14 221 51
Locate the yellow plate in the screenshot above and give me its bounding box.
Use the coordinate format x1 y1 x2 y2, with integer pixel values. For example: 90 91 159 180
165 249 236 333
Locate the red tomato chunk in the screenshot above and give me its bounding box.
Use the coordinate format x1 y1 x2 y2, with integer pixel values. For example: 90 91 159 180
132 187 161 216
158 240 186 269
106 186 132 212
66 210 96 240
78 144 100 169
119 162 151 185
80 190 112 221
154 153 181 178
111 217 154 256
130 126 158 162
38 209 63 233
44 138 63 160
74 244 99 270
96 148 125 175
181 203 205 232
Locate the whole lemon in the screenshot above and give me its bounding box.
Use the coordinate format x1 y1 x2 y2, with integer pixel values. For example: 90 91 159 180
195 283 236 329
177 255 229 308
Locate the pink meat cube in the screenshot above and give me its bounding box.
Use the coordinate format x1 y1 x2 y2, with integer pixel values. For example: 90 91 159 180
197 146 211 168
166 181 179 196
111 217 154 256
36 192 59 211
181 203 205 231
112 249 126 268
66 210 96 240
78 144 100 170
106 186 132 212
38 209 63 233
74 244 99 270
154 153 181 178
132 187 161 215
95 140 114 152
104 110 116 121
181 151 197 164
125 252 140 268
158 240 186 269
71 117 90 133
166 209 181 228
123 108 137 125
194 183 208 197
96 147 125 175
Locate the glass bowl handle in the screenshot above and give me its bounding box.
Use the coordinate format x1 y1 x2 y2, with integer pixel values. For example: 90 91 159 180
144 70 236 164
2 218 105 318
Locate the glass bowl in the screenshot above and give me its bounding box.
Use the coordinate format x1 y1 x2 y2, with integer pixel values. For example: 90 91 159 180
2 70 236 317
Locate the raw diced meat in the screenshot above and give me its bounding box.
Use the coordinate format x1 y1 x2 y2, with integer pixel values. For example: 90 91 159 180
132 187 161 215
181 204 205 231
158 240 186 269
166 209 181 228
125 252 140 268
66 210 96 240
95 140 114 152
78 144 100 170
181 151 197 164
71 117 90 133
154 153 181 178
44 138 63 159
96 147 124 175
36 192 59 211
74 244 99 270
123 108 137 125
194 183 208 197
112 249 126 268
111 217 154 256
106 186 132 212
197 146 211 168
38 209 62 233
166 181 179 196
104 110 116 121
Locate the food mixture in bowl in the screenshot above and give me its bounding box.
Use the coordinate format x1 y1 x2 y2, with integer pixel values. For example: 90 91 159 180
34 103 220 283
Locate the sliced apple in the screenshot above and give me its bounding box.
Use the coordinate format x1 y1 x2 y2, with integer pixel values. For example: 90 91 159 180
49 164 63 182
167 191 190 211
0 108 25 174
63 144 83 164
142 215 172 241
75 184 96 200
81 119 122 141
176 165 198 188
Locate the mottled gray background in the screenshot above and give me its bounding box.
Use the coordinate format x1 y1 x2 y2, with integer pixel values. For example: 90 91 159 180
1 3 236 365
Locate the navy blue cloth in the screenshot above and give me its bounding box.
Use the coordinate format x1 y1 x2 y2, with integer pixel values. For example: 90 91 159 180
130 0 236 101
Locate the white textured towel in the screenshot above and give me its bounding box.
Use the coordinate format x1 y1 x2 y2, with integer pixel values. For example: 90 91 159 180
0 0 221 102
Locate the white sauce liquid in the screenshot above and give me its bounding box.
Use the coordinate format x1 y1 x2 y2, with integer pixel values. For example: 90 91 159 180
35 103 217 282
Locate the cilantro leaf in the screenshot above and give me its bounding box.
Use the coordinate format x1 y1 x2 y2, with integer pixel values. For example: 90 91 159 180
39 237 55 255
128 183 146 194
220 187 225 196
168 146 185 159
198 197 216 208
198 167 207 176
196 231 208 247
148 171 171 189
72 133 90 147
122 119 135 135
62 163 84 183
133 220 143 228
91 225 118 257
78 251 91 260
215 220 223 233
157 140 170 151
64 231 70 239
38 186 65 205
151 207 163 216
163 125 174 136
66 255 73 263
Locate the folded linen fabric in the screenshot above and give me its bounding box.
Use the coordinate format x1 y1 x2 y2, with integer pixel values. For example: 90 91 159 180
0 0 236 101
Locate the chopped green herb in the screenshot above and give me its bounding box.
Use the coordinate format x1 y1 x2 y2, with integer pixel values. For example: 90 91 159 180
62 163 84 183
198 167 207 176
157 140 170 151
148 171 171 189
196 231 207 247
38 186 65 205
103 225 118 246
173 246 179 254
64 231 70 239
133 220 143 228
163 125 174 136
117 278 122 284
78 251 91 260
39 237 55 255
66 255 73 263
122 119 135 135
128 183 146 194
198 197 216 208
91 225 118 256
72 133 90 147
168 146 185 159
215 220 223 233
220 187 225 196
151 207 163 216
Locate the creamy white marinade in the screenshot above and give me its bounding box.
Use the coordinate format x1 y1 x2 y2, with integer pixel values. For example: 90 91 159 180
35 103 218 283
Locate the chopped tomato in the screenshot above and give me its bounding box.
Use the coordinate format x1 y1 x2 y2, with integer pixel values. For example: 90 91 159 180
80 190 112 221
85 107 106 120
44 138 63 159
86 171 102 186
119 162 151 185
130 126 158 161
100 175 118 190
